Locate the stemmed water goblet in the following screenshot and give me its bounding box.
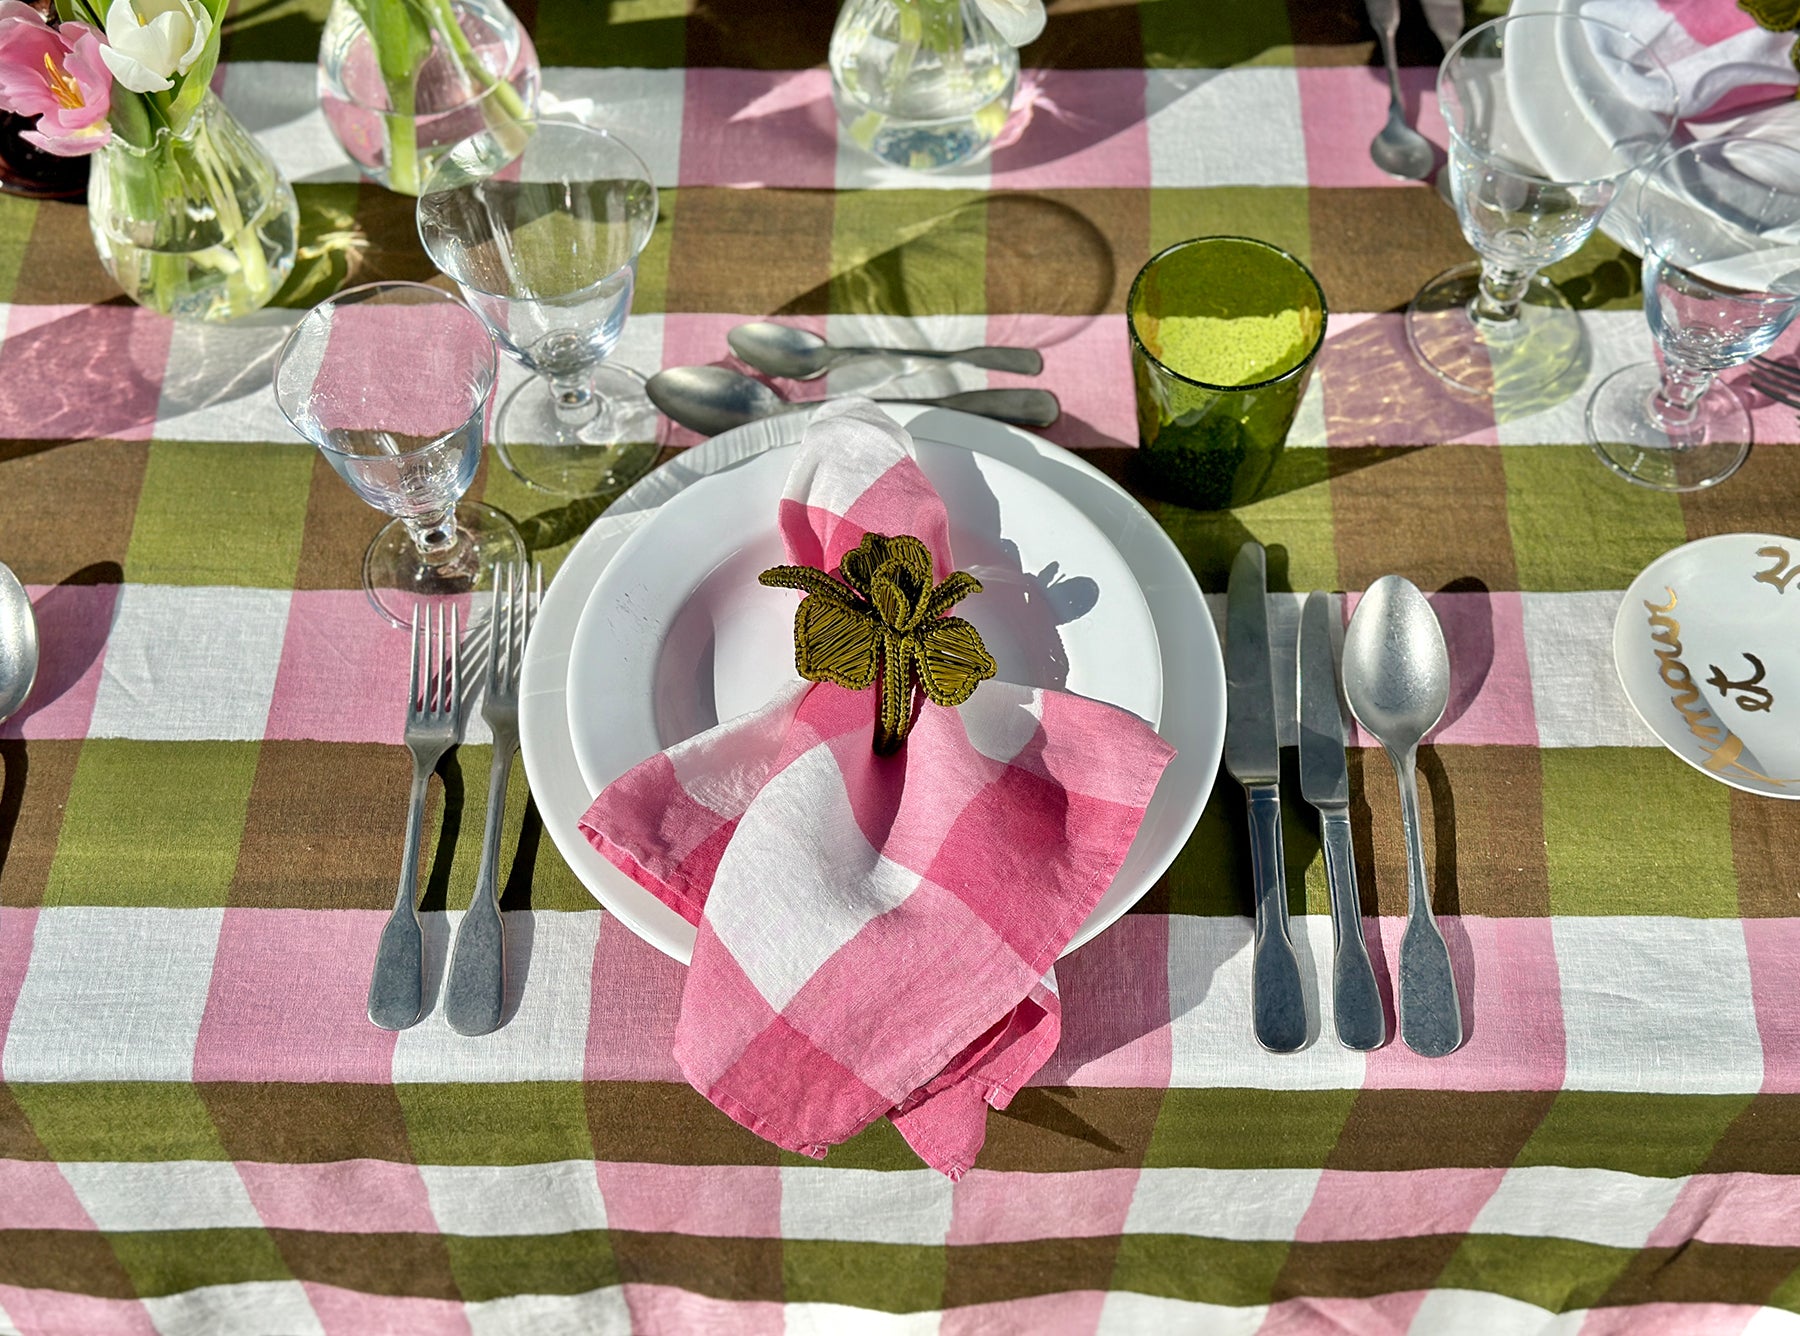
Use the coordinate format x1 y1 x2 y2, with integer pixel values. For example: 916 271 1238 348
273 280 526 627
1587 137 1800 492
1407 14 1677 399
416 119 662 498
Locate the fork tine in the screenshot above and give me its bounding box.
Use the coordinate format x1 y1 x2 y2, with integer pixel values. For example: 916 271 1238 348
488 563 509 690
449 604 459 723
1751 357 1800 394
408 605 423 714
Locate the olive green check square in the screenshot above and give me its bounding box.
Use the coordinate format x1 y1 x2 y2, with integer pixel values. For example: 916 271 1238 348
1502 447 1688 592
1150 188 1311 268
533 0 688 67
0 193 37 304
108 1228 290 1299
45 740 259 908
1140 0 1292 68
396 1082 594 1165
1149 448 1339 595
784 1240 945 1313
445 1230 621 1302
11 1082 230 1162
125 441 314 589
1541 748 1737 916
830 191 987 318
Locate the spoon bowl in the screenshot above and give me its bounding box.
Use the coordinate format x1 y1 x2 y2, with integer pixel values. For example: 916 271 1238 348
1371 103 1435 182
0 561 39 724
1341 575 1462 1058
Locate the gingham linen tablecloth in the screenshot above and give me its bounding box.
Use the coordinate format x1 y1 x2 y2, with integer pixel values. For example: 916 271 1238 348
2 1 1800 1332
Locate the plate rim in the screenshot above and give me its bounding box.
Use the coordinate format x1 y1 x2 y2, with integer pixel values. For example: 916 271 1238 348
562 437 1167 799
1611 530 1800 799
519 406 1226 961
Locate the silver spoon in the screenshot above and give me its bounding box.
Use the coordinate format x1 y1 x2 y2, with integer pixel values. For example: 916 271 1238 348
646 365 1061 437
0 561 38 724
729 322 1043 381
1367 0 1434 181
1341 575 1462 1058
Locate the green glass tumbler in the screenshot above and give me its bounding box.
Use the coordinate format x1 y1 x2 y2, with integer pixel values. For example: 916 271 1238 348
1128 236 1328 510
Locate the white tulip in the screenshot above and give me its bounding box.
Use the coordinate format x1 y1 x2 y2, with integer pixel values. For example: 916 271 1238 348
97 0 212 94
975 0 1045 48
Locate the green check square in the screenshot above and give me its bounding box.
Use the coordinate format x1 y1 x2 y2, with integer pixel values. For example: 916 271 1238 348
1543 233 1643 312
1541 749 1736 916
12 1082 230 1161
780 1117 919 1171
830 191 987 318
0 193 37 303
1110 1236 1288 1305
425 746 593 913
445 1231 620 1302
1514 1092 1750 1178
784 1240 945 1313
125 441 313 589
1150 188 1311 267
1140 0 1292 67
109 1227 291 1298
45 741 259 908
218 0 331 62
1149 449 1338 595
634 185 676 316
1502 447 1688 592
533 0 687 67
1159 776 1321 917
1435 1235 1634 1313
396 1082 594 1165
1145 1089 1357 1168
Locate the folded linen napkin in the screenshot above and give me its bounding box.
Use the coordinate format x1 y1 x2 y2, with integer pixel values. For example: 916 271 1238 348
579 400 1175 1177
1585 0 1798 121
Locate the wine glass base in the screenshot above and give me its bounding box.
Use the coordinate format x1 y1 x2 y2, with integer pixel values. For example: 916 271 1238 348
495 364 664 498
363 501 526 629
1585 362 1752 493
1405 262 1585 400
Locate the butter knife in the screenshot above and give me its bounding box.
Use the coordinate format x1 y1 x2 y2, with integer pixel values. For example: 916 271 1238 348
1298 592 1385 1052
1224 542 1306 1053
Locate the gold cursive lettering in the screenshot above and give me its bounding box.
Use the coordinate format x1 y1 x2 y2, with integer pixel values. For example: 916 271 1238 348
1706 653 1774 713
1643 588 1794 786
1754 545 1800 593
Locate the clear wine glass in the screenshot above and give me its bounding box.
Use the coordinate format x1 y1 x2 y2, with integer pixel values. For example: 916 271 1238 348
1588 137 1800 492
1407 14 1677 399
416 119 662 498
273 281 525 627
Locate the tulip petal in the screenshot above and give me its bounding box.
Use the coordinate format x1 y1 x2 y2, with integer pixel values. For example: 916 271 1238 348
975 0 1045 47
99 39 171 91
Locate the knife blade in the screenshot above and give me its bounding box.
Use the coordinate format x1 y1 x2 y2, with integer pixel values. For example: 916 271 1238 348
1298 591 1385 1052
1224 542 1306 1054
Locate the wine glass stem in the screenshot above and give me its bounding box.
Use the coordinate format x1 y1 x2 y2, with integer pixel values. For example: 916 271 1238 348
1472 260 1532 325
1649 360 1714 438
404 509 465 570
549 373 599 427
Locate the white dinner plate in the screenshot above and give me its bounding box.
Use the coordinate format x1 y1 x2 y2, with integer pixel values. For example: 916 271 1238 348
566 440 1163 800
1508 0 1800 254
518 406 1226 963
1613 532 1800 799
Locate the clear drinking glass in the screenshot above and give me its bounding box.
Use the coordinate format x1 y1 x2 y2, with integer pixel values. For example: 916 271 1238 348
273 281 525 627
1587 138 1800 492
1407 14 1677 398
416 120 662 498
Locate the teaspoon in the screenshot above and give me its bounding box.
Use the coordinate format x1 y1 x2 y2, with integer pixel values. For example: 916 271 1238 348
1341 575 1462 1057
0 561 38 725
729 322 1043 380
1367 0 1435 181
646 365 1060 437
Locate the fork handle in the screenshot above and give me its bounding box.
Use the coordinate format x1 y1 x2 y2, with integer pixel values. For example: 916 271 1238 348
368 765 430 1031
445 732 516 1036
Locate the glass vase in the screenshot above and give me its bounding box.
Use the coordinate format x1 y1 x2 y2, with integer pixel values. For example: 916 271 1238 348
87 92 299 323
318 0 540 196
830 0 1018 172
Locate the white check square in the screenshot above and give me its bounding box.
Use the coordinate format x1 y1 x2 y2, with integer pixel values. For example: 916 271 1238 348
1147 68 1307 187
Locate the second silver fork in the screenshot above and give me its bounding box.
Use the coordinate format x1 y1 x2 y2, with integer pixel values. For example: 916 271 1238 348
445 560 540 1036
370 604 462 1031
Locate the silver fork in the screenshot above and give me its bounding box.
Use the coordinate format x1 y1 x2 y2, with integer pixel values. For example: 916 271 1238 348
369 604 462 1031
1748 356 1800 408
445 561 540 1036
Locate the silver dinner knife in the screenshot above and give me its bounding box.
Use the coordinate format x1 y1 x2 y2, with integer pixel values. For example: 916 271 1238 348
1298 592 1386 1052
1224 542 1306 1053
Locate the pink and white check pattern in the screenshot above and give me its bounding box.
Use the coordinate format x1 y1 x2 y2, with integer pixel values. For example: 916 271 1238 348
578 401 1176 1176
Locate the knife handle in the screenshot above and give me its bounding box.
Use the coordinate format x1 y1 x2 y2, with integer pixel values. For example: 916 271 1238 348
1246 784 1306 1053
1321 810 1385 1051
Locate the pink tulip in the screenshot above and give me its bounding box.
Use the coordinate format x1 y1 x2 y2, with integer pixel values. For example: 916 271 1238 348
0 1 111 155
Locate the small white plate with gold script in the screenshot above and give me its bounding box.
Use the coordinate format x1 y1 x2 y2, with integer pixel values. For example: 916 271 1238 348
1614 533 1800 798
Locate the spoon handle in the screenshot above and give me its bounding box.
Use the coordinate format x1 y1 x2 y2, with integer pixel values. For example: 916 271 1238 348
909 388 1061 428
1245 783 1307 1053
1393 752 1463 1057
906 345 1044 375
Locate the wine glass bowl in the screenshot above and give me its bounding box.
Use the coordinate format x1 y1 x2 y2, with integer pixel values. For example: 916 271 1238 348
1588 137 1800 492
417 120 662 497
273 280 525 627
1407 14 1677 399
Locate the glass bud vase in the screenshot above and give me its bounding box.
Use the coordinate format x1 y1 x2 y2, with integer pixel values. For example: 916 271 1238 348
87 92 299 323
318 0 541 196
830 0 1018 172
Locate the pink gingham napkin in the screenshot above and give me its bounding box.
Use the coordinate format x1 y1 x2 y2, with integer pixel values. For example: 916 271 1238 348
579 400 1175 1177
1587 0 1797 120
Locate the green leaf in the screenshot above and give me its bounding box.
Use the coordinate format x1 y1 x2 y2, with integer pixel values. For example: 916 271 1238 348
794 598 881 691
914 617 997 706
107 88 154 150
1740 0 1800 32
759 565 861 606
915 571 982 627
